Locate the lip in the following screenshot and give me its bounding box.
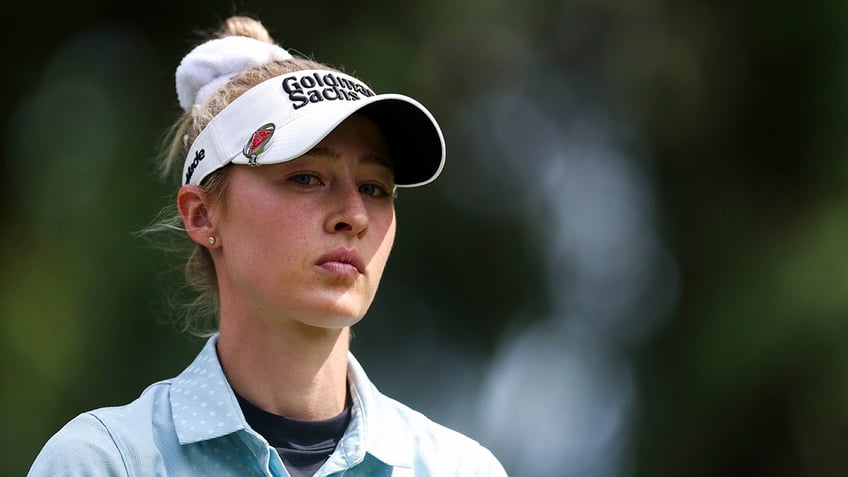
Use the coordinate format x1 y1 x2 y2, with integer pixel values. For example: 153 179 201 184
315 248 365 277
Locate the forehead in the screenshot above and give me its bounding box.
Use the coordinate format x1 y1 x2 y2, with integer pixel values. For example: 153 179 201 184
305 145 393 168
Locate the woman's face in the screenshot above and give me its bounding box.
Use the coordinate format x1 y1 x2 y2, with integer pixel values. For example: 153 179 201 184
212 114 397 331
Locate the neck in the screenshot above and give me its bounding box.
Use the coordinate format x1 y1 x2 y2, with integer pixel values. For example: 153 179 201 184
217 316 351 421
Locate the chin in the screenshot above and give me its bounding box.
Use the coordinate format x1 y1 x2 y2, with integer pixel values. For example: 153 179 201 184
300 313 365 332
283 286 373 329
301 299 370 330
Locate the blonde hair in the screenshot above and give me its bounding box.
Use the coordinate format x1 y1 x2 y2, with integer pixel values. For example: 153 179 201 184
149 16 340 336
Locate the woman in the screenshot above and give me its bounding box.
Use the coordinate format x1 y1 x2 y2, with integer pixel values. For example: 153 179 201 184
28 15 506 477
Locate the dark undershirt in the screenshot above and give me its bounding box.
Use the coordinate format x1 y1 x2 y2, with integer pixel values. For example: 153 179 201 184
235 391 352 477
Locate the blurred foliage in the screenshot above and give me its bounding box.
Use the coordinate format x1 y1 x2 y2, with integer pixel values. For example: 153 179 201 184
2 0 848 476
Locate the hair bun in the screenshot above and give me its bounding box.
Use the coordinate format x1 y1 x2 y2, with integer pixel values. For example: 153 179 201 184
175 36 293 111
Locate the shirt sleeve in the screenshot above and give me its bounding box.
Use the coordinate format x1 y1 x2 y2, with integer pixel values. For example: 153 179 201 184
28 413 128 477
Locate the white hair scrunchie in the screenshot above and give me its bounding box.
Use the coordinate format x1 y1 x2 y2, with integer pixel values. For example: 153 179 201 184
175 36 294 111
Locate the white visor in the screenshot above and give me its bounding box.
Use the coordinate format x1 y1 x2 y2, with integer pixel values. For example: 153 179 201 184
183 69 445 187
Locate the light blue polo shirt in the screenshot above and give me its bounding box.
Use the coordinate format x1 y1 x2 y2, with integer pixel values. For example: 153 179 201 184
28 334 507 476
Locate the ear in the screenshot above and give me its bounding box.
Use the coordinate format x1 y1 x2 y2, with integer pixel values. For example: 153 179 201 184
177 185 218 247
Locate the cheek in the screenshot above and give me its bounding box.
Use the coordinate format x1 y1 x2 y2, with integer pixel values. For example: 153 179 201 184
221 193 298 258
374 214 397 260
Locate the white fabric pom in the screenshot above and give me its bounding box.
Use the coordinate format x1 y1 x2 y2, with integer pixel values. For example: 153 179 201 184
175 36 293 111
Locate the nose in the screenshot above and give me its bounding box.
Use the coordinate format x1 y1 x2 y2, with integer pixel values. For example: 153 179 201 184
325 183 369 236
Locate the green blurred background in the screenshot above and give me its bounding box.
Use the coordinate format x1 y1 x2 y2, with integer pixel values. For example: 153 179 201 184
4 0 848 476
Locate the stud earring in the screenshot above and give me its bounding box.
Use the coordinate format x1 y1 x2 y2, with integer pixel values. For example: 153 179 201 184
208 236 216 246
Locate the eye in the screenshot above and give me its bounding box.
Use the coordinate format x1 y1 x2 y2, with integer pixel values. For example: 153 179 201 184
289 173 321 186
359 183 390 198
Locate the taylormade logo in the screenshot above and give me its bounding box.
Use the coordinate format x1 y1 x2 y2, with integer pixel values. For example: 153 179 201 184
282 72 375 110
185 149 205 184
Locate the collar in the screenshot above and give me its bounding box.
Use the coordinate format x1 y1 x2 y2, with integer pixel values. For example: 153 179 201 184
169 334 415 469
170 334 250 444
342 353 415 469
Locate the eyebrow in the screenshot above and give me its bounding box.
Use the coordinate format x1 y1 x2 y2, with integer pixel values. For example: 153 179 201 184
305 146 394 170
